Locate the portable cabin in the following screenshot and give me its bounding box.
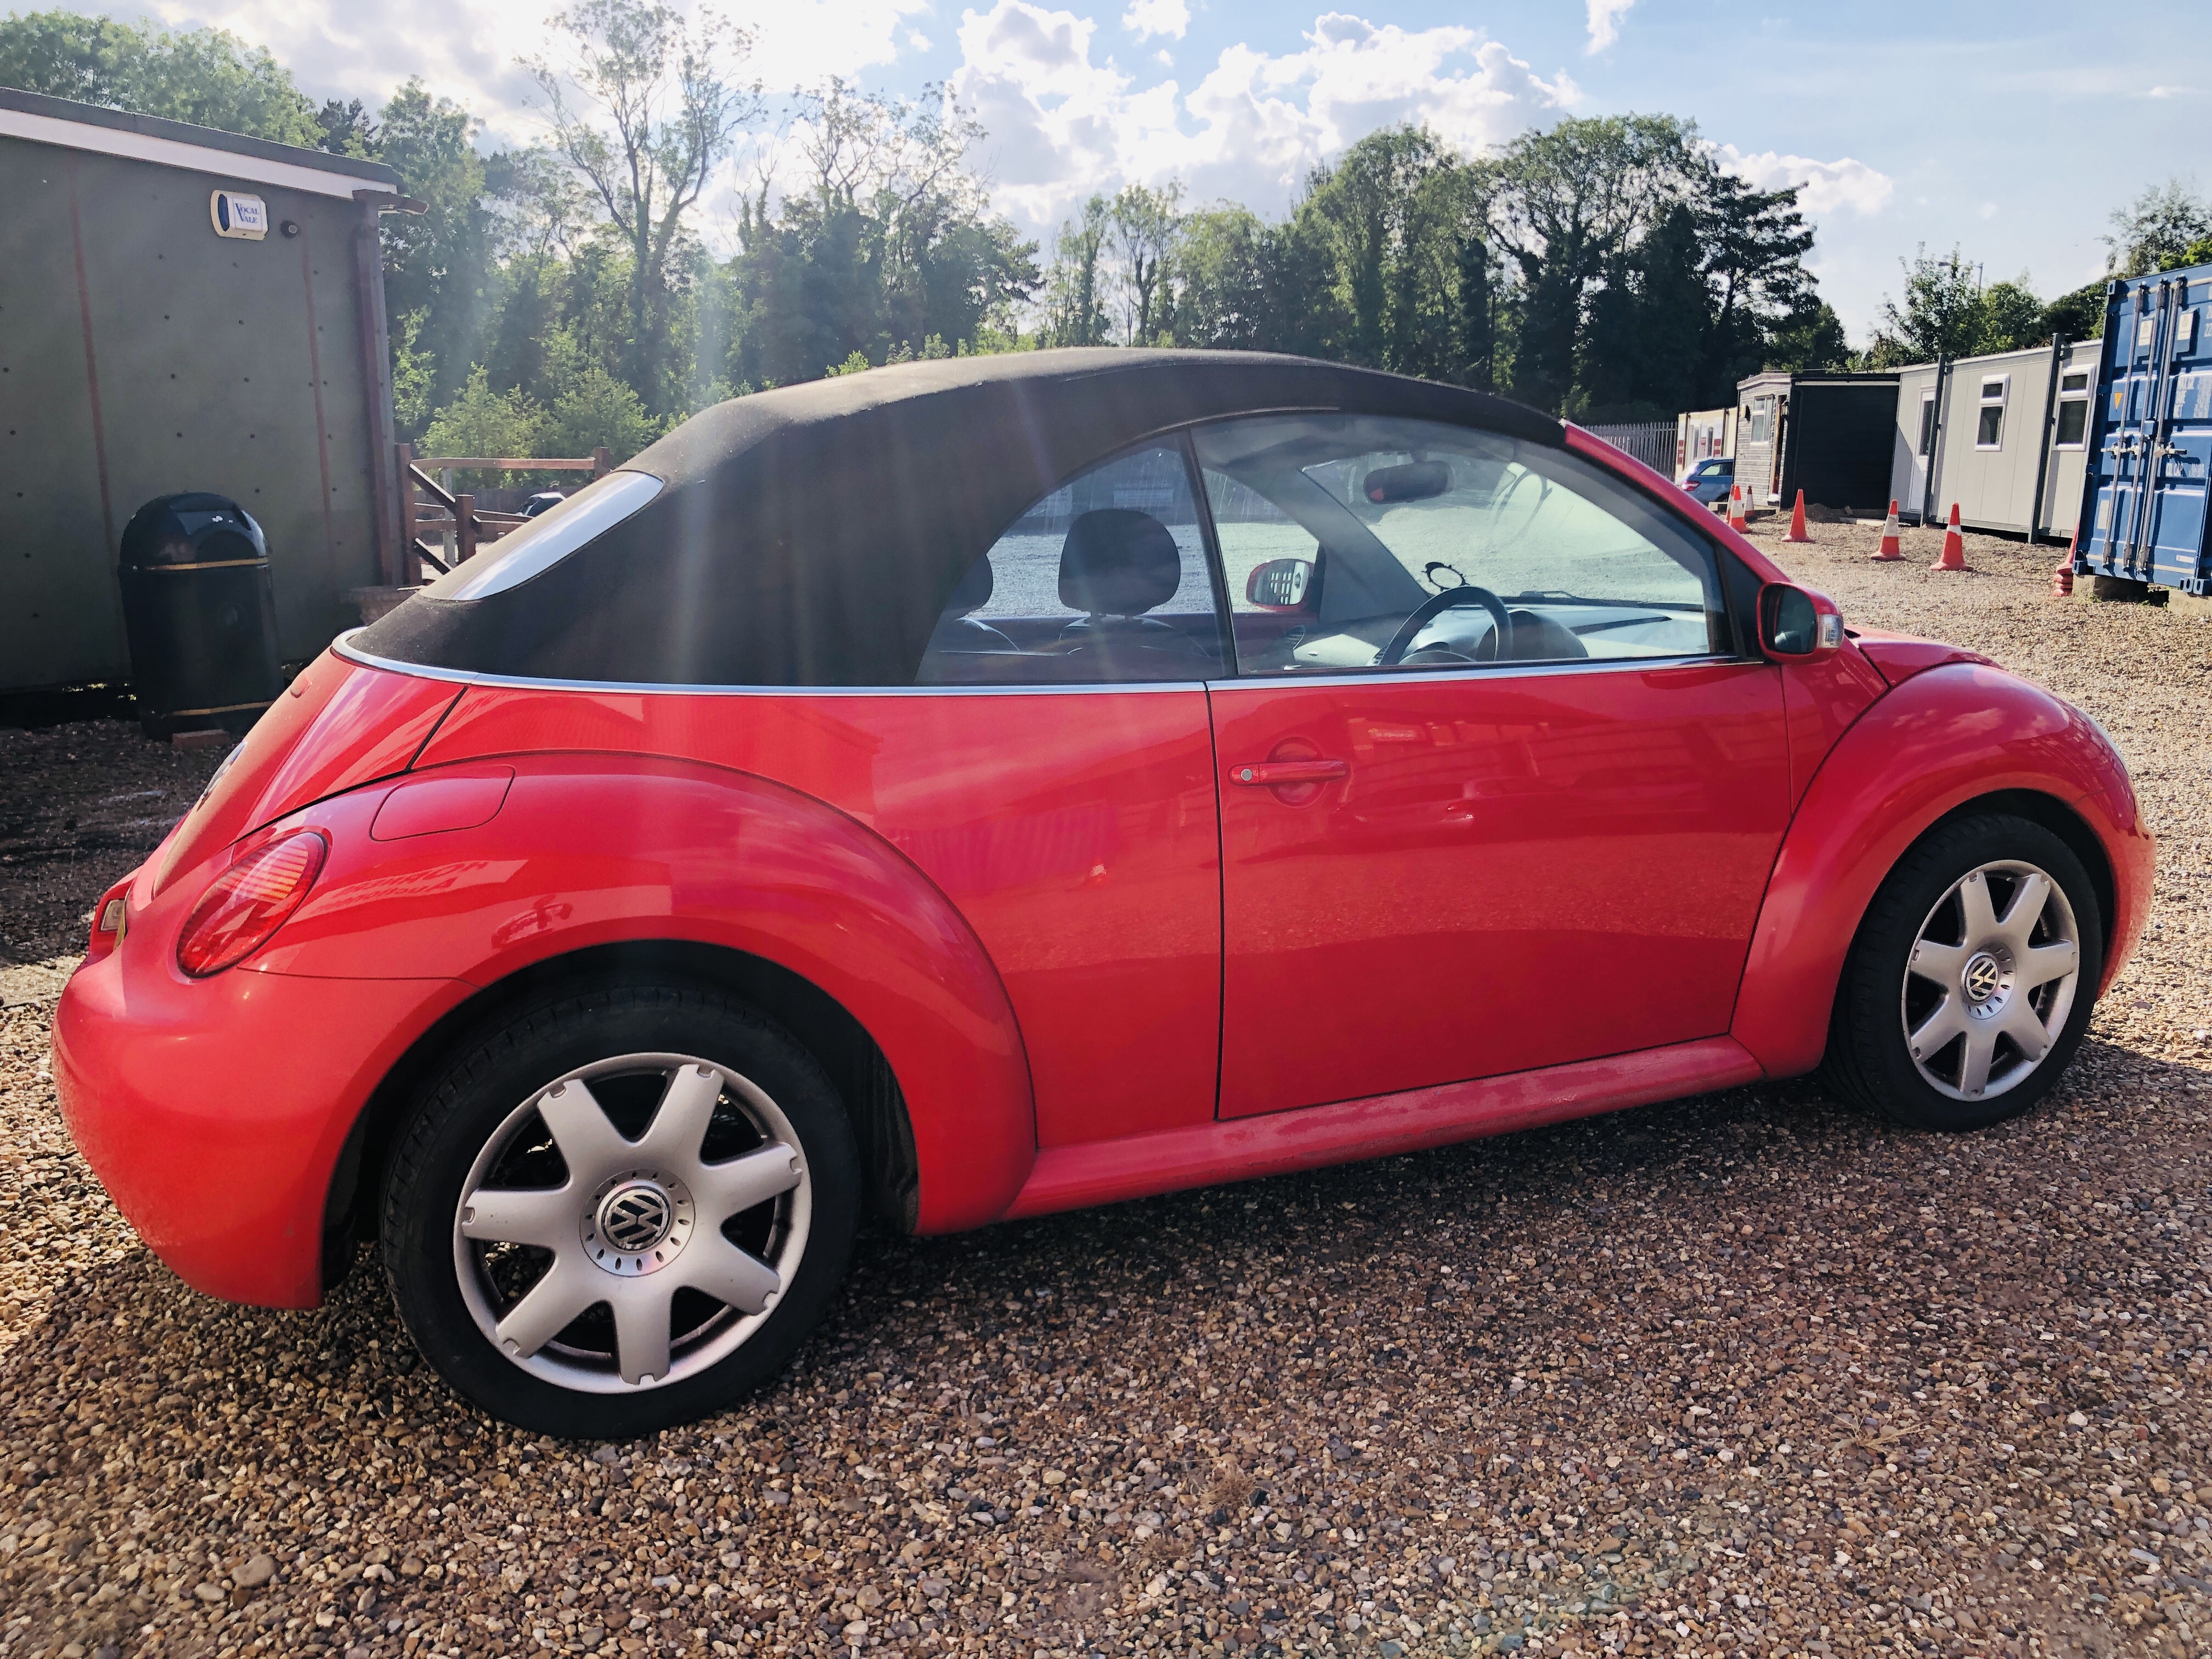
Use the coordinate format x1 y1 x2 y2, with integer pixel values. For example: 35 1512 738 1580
1673 406 1735 481
0 88 406 695
1886 339 2099 539
2075 262 2211 594
1732 371 1899 511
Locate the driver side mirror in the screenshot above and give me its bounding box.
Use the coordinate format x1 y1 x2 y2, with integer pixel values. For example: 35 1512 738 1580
1758 582 1844 659
1245 557 1316 612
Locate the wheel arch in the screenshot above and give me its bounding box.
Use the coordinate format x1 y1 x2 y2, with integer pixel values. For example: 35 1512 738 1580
323 940 921 1293
1730 662 2149 1080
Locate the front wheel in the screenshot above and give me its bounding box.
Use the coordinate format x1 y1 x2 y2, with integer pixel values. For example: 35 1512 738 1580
1826 813 2103 1132
381 982 860 1437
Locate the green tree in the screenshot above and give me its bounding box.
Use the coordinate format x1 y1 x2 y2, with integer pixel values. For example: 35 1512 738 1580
1040 196 1114 347
2038 281 2107 343
540 330 662 458
1765 300 1849 371
2105 177 2211 276
727 81 1036 383
377 80 505 420
1488 114 1702 410
1868 245 1988 364
0 12 321 144
1109 182 1184 345
1976 277 2047 352
527 1 765 412
419 367 548 487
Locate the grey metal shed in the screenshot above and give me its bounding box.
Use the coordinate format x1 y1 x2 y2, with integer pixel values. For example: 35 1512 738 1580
1886 338 2097 540
0 88 407 695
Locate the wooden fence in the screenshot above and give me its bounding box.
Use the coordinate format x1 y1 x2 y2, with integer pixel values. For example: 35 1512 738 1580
398 443 611 582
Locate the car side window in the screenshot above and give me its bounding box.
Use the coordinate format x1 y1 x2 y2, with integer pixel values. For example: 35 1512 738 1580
1196 414 1728 676
916 443 1224 685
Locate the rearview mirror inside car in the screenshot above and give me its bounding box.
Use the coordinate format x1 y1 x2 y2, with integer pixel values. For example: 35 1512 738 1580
1245 557 1317 612
1362 460 1452 505
1758 582 1843 659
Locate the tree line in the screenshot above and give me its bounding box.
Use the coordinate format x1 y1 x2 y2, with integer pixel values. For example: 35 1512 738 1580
4 5 2209 482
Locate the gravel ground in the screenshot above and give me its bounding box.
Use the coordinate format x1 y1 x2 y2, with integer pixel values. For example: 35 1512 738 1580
4 518 2211 1659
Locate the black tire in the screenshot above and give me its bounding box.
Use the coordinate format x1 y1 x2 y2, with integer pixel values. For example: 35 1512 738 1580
381 980 859 1437
1825 812 2103 1132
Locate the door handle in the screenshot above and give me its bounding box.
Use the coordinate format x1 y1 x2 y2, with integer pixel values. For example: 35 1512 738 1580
1227 759 1349 786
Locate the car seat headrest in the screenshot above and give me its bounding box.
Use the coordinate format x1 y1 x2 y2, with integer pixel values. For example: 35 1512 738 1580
1058 509 1181 616
944 553 995 616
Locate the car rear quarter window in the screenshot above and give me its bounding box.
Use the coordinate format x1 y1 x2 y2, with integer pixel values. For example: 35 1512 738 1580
917 443 1226 685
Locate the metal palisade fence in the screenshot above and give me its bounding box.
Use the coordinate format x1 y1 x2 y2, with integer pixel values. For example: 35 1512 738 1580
1581 421 1677 476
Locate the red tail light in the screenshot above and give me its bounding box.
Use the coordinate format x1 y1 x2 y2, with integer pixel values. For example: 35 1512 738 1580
176 830 328 977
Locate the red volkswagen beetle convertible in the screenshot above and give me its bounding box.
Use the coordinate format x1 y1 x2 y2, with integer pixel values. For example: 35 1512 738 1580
55 352 2152 1435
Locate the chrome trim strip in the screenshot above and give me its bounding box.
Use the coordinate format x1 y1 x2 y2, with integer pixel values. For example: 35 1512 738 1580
1201 653 1745 691
336 631 1747 697
332 632 1207 697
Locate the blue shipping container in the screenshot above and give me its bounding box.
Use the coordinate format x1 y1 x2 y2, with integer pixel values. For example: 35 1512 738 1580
2076 261 2211 592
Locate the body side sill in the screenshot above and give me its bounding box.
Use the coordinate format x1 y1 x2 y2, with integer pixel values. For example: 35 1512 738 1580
1001 1036 1764 1222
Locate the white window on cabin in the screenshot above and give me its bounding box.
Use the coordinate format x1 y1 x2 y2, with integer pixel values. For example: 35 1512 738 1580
2053 370 2091 449
1917 392 1938 457
1975 376 2008 450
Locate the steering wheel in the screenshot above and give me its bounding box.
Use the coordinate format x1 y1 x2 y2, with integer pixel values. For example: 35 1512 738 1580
1378 584 1512 667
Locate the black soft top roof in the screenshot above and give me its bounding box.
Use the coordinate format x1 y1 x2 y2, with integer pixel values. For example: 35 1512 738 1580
356 348 1565 687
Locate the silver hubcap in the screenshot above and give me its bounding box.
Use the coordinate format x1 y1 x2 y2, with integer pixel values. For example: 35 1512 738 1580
1903 860 2081 1102
453 1053 810 1392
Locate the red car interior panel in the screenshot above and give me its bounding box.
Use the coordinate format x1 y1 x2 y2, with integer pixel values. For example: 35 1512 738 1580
243 754 1042 1232
416 685 1224 1148
1731 662 2153 1077
1210 660 1790 1118
153 651 462 894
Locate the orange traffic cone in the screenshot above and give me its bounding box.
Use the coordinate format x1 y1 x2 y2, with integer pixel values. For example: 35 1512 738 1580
1727 484 1749 533
1872 500 1903 561
1785 489 1809 543
1932 502 1967 572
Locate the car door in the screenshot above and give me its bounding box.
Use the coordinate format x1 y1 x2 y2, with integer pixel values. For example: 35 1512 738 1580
1197 414 1792 1120
904 439 1229 1148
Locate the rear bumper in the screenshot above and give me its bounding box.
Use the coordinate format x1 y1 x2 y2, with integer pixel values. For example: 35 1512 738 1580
53 940 465 1308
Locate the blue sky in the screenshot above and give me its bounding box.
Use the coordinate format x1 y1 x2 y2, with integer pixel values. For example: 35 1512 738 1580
104 0 2209 339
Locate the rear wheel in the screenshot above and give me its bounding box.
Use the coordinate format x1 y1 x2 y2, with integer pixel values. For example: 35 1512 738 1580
1826 814 2102 1131
382 981 859 1437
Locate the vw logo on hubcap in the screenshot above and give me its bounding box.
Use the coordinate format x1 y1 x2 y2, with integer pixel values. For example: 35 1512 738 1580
599 1182 673 1252
582 1169 696 1276
1962 950 2005 1009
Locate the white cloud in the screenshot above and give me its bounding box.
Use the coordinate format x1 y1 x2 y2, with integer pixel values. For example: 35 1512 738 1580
129 0 928 148
1717 145 1895 219
2143 85 2199 99
1584 0 1632 54
1121 0 1189 42
955 4 1577 229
